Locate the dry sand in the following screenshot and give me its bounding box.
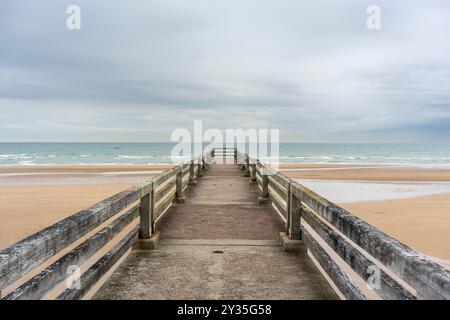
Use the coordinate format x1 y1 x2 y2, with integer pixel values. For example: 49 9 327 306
0 184 134 250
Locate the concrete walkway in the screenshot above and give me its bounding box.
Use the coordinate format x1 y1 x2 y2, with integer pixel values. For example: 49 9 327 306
93 164 338 299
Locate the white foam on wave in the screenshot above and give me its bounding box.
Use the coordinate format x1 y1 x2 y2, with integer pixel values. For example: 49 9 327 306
281 166 387 172
0 170 164 178
115 155 155 159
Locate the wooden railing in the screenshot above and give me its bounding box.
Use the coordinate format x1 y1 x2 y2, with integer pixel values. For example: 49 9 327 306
212 147 238 164
242 150 450 300
3 148 448 300
0 151 212 300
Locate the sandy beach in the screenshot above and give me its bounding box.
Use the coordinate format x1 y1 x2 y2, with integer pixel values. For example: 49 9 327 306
0 165 170 249
0 163 449 268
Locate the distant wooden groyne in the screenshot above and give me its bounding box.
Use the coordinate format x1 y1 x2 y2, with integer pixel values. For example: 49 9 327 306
0 148 449 300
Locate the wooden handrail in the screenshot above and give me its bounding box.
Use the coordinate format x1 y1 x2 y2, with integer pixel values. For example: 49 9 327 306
0 150 212 300
248 152 450 300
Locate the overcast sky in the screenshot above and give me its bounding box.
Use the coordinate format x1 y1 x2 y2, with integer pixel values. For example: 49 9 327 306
1 1 450 142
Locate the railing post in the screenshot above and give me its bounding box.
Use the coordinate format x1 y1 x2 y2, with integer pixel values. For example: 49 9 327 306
139 182 154 239
239 152 245 170
285 182 291 235
258 173 270 204
188 159 197 186
202 156 208 171
249 163 257 185
288 185 302 240
175 166 186 204
197 159 204 177
243 154 250 177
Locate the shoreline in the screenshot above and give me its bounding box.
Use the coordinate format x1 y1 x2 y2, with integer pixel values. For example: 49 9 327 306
3 162 450 166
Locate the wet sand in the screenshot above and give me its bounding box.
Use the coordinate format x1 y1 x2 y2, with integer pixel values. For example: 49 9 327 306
280 164 450 181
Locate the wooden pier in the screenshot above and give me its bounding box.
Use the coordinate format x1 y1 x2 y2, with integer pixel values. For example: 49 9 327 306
1 148 449 300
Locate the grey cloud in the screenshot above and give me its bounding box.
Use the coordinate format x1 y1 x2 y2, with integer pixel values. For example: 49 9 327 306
1 0 450 142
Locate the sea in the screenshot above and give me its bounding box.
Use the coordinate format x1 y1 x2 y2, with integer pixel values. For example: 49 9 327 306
1 142 450 166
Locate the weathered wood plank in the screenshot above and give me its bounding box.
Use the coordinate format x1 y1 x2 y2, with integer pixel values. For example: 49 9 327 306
182 164 190 174
268 173 291 189
0 186 142 291
291 181 450 299
189 160 196 182
302 206 416 300
182 174 190 190
268 176 288 201
288 187 301 240
260 174 269 199
4 206 140 300
250 164 257 182
154 191 176 219
154 178 176 204
256 175 262 187
56 227 139 300
139 186 154 239
268 189 287 219
153 166 180 187
302 227 367 300
176 169 184 199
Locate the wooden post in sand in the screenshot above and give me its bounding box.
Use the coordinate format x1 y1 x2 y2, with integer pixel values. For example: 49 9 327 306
139 182 154 239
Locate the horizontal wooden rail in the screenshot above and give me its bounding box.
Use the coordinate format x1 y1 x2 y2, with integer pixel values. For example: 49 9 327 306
4 205 140 300
301 205 415 300
0 186 143 292
0 150 213 300
56 227 139 300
